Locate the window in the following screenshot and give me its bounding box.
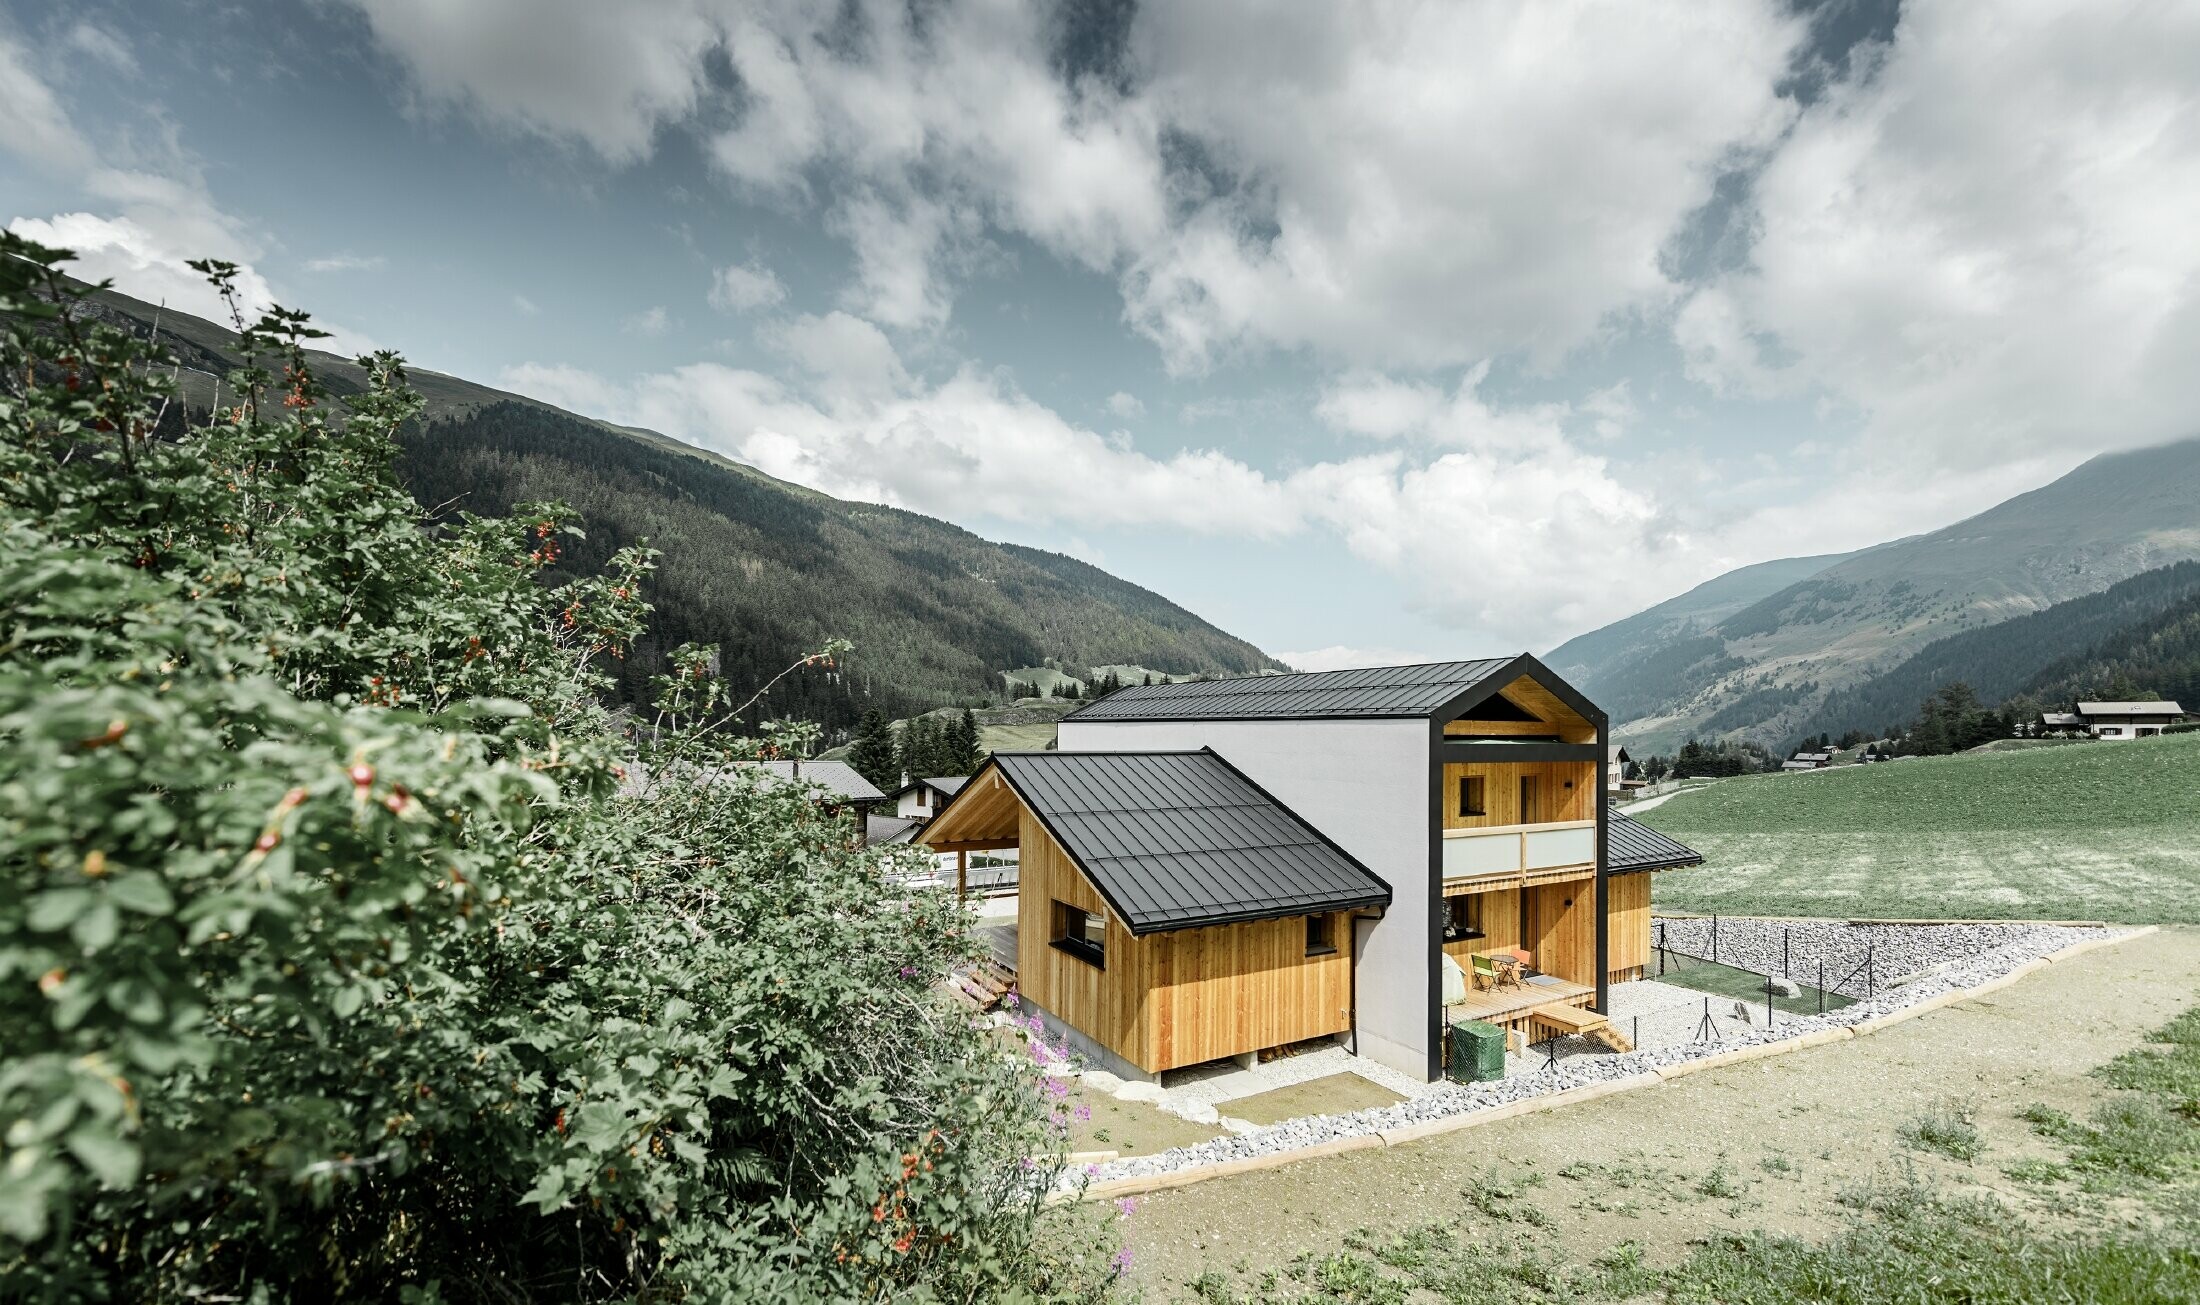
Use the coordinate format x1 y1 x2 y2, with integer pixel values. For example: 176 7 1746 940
1050 900 1105 967
1519 775 1541 823
1305 913 1336 956
1457 776 1486 818
1445 894 1484 941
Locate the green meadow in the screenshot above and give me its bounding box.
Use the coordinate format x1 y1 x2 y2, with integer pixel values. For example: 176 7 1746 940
1639 732 2200 924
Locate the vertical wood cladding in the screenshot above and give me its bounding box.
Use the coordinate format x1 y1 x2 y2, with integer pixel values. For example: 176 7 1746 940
1014 810 1353 1074
1605 871 1653 983
1440 762 1595 829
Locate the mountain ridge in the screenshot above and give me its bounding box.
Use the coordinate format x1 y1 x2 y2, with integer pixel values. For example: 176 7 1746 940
1568 435 2200 752
76 284 1285 734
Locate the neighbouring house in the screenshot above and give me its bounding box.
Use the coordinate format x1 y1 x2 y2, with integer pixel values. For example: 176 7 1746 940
865 814 922 845
920 656 1703 1084
2065 701 2187 739
618 757 889 842
891 775 968 823
1606 744 1633 792
1781 750 1834 772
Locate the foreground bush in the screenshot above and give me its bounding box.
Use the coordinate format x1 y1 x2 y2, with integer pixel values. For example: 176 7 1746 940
0 236 1111 1301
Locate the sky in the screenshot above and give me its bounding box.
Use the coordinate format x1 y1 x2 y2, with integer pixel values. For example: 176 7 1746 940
5 0 2197 670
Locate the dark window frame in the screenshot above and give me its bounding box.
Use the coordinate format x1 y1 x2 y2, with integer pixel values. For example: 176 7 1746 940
1457 775 1487 818
1445 893 1486 941
1305 912 1337 956
1050 899 1106 968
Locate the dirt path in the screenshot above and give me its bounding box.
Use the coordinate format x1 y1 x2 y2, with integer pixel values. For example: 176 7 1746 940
1124 926 2200 1296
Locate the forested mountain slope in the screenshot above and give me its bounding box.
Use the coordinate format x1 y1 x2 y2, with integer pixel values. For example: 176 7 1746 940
1574 436 2200 751
77 285 1282 731
1787 561 2200 742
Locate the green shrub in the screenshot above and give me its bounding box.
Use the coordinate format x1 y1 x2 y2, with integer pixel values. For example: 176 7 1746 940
0 237 1112 1301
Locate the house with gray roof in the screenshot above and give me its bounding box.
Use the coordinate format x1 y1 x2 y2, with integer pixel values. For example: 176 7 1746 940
923 655 1703 1083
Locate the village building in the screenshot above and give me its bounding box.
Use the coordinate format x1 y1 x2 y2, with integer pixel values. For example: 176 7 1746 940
890 775 968 822
921 657 1702 1084
2070 701 2185 739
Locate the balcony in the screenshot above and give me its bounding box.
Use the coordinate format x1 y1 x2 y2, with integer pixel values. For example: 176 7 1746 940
1442 819 1596 885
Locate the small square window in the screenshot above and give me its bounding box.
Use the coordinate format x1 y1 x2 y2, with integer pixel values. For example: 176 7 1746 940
1051 900 1105 968
1306 913 1336 956
1458 776 1486 818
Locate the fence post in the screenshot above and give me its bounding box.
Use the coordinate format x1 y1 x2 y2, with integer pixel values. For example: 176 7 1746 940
1867 945 1875 997
1783 928 1790 977
1818 960 1826 1016
1711 913 1719 964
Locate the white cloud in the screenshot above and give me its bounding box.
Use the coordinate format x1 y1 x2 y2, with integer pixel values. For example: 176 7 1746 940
0 32 92 168
621 305 671 336
344 1 1804 369
500 323 1705 646
305 252 387 273
708 258 786 311
1275 646 1440 673
346 0 719 163
512 294 540 315
1700 2 2200 471
62 21 136 75
1105 391 1144 420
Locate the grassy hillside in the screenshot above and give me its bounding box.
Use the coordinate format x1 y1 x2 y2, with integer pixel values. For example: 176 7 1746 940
1640 732 2200 923
72 285 1283 732
1583 436 2200 751
1545 548 1859 706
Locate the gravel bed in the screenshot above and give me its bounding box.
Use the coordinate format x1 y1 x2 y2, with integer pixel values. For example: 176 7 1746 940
1064 921 2120 1191
1651 915 2053 996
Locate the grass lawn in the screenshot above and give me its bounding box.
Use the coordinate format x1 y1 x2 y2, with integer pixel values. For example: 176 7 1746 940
1640 732 2200 924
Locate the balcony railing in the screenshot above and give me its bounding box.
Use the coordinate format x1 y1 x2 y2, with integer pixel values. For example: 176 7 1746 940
1442 819 1595 884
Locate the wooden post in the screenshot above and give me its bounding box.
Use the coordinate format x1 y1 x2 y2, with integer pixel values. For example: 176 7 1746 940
957 848 968 904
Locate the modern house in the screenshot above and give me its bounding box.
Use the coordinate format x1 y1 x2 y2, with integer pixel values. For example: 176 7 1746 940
920 657 1703 1084
2064 701 2186 739
891 775 968 822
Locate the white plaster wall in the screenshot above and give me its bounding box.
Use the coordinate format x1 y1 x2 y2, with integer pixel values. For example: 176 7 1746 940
1056 717 1434 1079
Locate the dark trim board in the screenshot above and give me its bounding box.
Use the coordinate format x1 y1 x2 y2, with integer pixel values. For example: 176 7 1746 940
1426 715 1446 1083
1435 741 1604 763
1595 713 1610 1015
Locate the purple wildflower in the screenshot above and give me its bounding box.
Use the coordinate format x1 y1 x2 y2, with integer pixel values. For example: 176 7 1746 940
898 965 918 979
1074 1104 1092 1121
1110 1247 1134 1273
1115 1197 1138 1216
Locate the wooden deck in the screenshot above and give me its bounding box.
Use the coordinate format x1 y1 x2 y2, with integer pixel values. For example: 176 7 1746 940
1445 975 1595 1043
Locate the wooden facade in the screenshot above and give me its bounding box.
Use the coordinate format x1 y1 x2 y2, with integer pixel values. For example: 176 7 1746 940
1440 760 1596 829
1443 675 1598 743
1605 870 1652 983
1012 810 1355 1075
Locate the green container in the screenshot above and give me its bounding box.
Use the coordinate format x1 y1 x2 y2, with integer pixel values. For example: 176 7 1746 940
1448 1020 1507 1083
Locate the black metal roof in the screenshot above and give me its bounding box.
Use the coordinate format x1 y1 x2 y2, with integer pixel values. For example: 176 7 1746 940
988 750 1391 934
1607 812 1704 873
1065 658 1517 722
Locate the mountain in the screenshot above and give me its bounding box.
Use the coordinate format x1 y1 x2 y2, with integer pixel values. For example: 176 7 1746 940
1565 437 2200 752
1544 548 1864 722
1790 560 2200 742
74 285 1284 733
2020 577 2200 713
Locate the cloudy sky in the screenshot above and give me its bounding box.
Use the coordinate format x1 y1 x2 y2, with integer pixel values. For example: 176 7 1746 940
6 1 2197 669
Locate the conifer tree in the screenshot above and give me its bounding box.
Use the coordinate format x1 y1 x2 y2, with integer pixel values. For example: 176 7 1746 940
847 708 896 789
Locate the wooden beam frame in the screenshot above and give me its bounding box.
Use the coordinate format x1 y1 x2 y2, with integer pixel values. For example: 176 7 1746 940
1435 741 1602 763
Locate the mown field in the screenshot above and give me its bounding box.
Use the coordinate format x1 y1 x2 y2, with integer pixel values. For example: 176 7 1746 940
1640 732 2200 923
